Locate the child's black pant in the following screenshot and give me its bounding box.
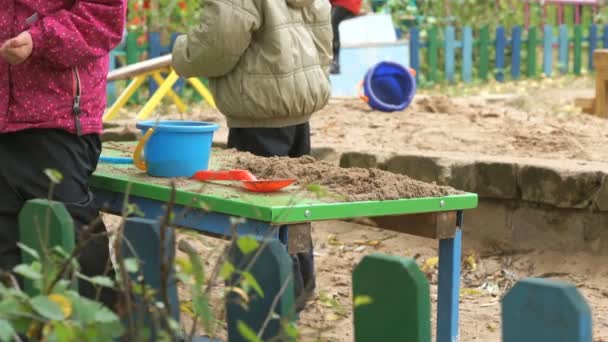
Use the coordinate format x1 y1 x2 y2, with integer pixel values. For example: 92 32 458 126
0 129 117 309
331 5 356 67
227 123 315 310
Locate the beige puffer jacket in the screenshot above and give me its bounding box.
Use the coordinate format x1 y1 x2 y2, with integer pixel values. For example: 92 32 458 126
172 0 332 128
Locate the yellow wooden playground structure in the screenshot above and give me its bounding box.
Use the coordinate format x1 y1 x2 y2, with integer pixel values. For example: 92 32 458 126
103 54 216 122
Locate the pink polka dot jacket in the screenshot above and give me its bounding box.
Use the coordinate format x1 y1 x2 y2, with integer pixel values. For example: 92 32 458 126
0 0 126 135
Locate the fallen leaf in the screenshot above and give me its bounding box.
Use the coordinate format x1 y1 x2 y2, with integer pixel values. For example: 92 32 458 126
328 234 342 246
464 254 477 272
486 323 495 332
325 313 340 321
422 257 439 271
180 300 195 317
461 288 482 296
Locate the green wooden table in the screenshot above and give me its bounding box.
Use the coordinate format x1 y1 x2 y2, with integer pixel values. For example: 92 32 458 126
91 143 478 342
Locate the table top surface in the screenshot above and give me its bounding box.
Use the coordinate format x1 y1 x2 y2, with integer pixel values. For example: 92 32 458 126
91 142 478 224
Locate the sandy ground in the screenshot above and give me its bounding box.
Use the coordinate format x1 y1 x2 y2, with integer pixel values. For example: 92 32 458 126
133 75 608 166
106 75 608 341
103 215 608 342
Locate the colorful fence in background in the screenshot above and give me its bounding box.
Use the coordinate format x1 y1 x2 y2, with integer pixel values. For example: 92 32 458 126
107 31 196 104
113 24 605 98
523 0 600 28
410 24 607 85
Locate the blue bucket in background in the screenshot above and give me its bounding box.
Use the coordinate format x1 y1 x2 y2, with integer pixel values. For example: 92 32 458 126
134 120 219 178
358 61 416 112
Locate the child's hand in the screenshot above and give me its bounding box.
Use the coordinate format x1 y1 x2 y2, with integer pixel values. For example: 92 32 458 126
0 32 34 65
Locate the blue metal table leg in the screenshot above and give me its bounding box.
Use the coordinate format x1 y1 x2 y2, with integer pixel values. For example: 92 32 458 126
436 211 464 342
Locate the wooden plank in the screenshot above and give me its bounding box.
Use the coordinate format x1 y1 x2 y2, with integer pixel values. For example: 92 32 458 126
559 25 569 74
512 26 523 80
148 32 163 95
593 49 608 117
353 254 431 342
120 217 180 339
462 26 473 83
107 54 172 82
496 26 507 81
126 31 143 104
226 240 295 342
543 25 553 76
574 97 595 114
445 26 456 83
574 25 583 74
126 31 141 65
593 49 608 68
410 27 421 83
479 26 490 81
588 24 598 70
428 26 439 83
362 211 457 240
527 26 538 77
502 278 592 342
18 199 75 296
286 223 312 254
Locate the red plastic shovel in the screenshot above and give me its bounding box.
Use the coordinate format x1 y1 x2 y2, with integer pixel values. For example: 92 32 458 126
191 170 296 193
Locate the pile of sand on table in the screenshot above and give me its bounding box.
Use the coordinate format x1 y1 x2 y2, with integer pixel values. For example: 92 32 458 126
220 150 463 202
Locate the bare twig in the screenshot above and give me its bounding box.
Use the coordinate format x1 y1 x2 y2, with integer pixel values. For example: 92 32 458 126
257 273 293 339
159 182 177 316
45 228 109 294
186 242 230 342
115 183 136 340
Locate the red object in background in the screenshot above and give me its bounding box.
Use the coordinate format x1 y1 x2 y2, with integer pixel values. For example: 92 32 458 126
178 1 187 10
330 0 362 15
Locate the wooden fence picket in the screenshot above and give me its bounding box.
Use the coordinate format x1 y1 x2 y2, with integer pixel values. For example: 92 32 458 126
502 278 592 342
353 254 431 342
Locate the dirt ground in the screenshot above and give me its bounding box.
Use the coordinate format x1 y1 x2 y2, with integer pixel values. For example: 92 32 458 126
109 75 608 341
154 75 608 165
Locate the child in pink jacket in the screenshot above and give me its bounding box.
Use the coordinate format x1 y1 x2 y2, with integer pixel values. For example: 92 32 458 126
0 0 125 309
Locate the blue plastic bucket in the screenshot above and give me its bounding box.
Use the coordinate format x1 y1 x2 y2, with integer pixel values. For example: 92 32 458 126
359 61 416 112
134 120 219 178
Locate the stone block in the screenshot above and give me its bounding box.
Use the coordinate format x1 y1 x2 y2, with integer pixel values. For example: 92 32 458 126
311 147 340 164
582 212 608 254
339 152 378 169
518 165 602 209
383 154 451 185
450 161 518 199
594 173 608 212
461 199 513 252
510 203 588 251
101 127 140 142
212 141 227 149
